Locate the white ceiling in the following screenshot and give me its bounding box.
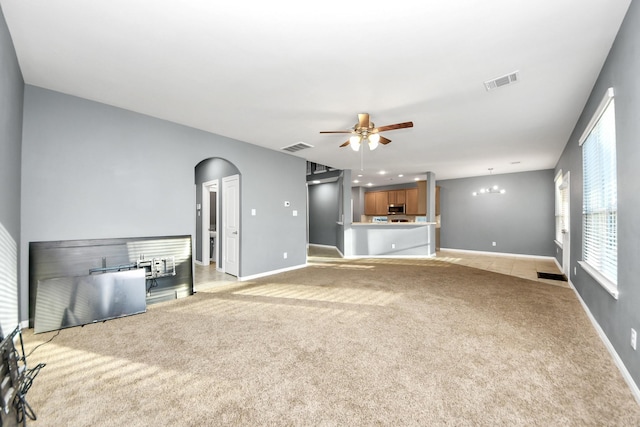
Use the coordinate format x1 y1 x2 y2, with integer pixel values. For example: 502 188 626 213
1 0 631 185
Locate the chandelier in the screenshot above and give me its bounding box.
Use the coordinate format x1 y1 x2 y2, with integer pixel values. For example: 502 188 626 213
472 168 506 196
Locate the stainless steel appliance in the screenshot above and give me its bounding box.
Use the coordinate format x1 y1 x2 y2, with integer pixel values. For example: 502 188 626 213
388 204 405 215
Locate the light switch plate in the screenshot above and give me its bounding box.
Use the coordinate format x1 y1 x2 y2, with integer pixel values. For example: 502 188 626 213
251 209 256 216
293 210 298 216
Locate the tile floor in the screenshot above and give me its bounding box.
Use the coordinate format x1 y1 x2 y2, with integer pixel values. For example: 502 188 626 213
193 249 570 289
435 249 570 288
193 263 237 291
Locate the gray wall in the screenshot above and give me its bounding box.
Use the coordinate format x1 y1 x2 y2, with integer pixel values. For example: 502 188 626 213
20 86 307 321
437 170 555 256
0 5 23 329
555 0 640 390
0 6 22 247
308 181 339 246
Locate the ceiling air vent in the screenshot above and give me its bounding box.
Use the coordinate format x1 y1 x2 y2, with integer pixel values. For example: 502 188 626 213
484 71 520 91
281 142 314 153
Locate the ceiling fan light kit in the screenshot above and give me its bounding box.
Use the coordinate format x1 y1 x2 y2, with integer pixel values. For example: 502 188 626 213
320 113 413 152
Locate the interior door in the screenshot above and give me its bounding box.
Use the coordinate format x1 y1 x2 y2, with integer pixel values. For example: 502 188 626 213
222 175 240 277
561 172 570 277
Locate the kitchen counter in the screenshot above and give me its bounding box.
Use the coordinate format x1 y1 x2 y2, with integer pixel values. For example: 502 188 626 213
346 221 436 257
351 221 436 226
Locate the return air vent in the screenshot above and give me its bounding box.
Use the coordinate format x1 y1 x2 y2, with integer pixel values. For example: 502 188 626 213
484 71 520 91
281 142 314 153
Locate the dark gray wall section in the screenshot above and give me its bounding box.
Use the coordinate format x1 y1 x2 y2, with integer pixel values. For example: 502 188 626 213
20 86 307 320
0 5 23 243
194 158 240 263
351 187 365 222
0 5 23 325
555 0 640 390
438 170 555 256
308 182 339 246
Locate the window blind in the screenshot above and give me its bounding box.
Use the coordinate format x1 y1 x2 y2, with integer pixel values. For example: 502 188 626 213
581 95 617 286
0 221 19 335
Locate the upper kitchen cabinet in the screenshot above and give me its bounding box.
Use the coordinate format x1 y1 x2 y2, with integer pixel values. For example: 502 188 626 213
364 191 389 215
406 188 419 214
388 190 406 205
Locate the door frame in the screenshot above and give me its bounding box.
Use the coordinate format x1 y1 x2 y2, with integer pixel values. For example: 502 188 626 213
561 171 570 277
201 179 219 267
222 174 240 277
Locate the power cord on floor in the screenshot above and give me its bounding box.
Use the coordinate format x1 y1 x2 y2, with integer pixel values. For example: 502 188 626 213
25 329 60 358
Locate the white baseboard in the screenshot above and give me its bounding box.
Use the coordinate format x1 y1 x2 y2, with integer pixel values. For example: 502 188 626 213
238 263 307 281
553 257 562 272
344 254 436 259
308 243 336 250
440 247 555 261
568 279 640 405
308 243 344 258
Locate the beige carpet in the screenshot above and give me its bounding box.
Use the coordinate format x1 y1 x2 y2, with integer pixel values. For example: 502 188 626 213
20 256 640 426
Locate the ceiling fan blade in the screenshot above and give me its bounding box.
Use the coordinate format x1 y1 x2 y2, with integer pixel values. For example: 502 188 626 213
375 121 414 132
379 135 392 145
358 113 370 129
339 140 350 148
319 130 353 134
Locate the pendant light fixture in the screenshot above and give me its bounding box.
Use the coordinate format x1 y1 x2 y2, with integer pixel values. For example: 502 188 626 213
472 168 506 196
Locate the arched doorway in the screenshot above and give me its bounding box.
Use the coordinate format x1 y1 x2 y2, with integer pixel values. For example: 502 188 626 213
194 158 241 287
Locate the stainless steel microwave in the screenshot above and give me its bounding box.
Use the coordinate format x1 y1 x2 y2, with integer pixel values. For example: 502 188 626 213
388 204 405 215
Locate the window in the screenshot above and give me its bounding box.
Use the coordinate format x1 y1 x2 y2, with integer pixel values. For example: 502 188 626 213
579 88 617 298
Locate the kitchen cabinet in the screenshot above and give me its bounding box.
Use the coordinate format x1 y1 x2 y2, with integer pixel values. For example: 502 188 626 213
364 191 389 215
388 190 406 205
364 192 376 215
405 188 419 214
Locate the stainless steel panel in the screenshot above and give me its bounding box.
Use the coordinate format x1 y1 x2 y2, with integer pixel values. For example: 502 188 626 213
29 235 193 327
34 269 146 334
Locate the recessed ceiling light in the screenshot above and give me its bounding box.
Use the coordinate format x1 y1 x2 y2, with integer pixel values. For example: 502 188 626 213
367 183 373 186
379 171 386 175
313 180 321 184
414 177 420 181
357 174 363 177
353 180 360 183
398 174 404 177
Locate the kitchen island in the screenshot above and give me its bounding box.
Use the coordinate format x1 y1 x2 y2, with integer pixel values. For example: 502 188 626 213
346 222 436 257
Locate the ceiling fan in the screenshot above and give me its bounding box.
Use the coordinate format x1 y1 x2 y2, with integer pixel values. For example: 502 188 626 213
320 113 413 151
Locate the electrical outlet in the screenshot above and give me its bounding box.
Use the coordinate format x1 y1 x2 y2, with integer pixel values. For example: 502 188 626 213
631 328 637 350
574 266 577 275
492 242 496 247
391 244 396 249
283 252 287 259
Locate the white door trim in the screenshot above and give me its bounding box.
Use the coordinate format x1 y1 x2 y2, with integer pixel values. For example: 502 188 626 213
222 175 240 277
561 171 570 277
201 179 218 266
